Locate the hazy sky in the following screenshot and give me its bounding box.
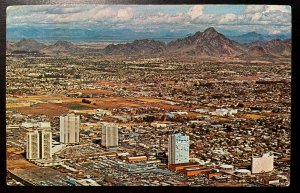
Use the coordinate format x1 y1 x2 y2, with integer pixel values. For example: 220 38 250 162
6 5 291 40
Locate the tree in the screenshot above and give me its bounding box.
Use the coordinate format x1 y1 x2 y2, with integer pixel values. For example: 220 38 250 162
82 99 91 104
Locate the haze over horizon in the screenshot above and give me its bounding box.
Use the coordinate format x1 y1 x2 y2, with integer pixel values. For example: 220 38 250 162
7 5 291 42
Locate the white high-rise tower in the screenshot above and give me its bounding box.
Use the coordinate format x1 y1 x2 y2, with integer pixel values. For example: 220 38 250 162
26 128 52 160
168 133 189 165
101 123 118 147
60 113 80 144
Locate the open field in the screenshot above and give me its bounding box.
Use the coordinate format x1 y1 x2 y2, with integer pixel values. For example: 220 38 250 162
79 97 184 110
68 104 92 110
15 103 69 117
71 89 114 95
136 98 171 103
96 80 117 86
241 114 266 119
10 96 185 117
7 95 67 101
228 76 260 81
92 97 142 108
7 159 39 171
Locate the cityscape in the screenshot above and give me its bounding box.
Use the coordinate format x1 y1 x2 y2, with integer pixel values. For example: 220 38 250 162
6 5 291 187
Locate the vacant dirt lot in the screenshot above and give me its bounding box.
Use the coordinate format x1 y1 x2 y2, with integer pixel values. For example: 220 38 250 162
16 103 69 117
13 96 185 116
97 80 117 86
241 114 265 119
7 95 67 101
136 98 169 103
93 97 142 108
71 89 114 95
228 76 260 81
91 97 184 110
142 102 183 110
7 159 38 171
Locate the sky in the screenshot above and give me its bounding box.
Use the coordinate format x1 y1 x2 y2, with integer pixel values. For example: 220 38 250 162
6 5 291 42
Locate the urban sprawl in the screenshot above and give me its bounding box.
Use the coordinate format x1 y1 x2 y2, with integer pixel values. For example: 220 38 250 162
6 53 290 186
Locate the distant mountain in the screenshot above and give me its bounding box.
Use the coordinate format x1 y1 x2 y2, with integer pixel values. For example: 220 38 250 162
103 28 290 58
7 27 291 58
42 40 82 54
102 27 244 57
228 31 290 44
103 39 166 56
246 46 270 57
6 41 15 51
244 38 291 57
8 38 46 52
164 27 244 57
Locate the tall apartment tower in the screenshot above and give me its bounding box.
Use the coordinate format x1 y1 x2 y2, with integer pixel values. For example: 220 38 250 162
26 129 52 160
101 123 118 147
168 133 189 165
60 113 80 144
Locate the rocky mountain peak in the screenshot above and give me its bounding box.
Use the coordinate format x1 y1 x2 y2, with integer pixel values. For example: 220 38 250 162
54 40 74 47
203 27 217 34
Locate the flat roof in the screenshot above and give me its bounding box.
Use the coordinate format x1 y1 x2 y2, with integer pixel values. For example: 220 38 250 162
236 169 251 173
220 164 234 169
169 162 199 167
185 167 208 171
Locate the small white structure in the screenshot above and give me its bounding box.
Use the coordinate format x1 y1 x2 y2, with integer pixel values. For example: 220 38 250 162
235 169 251 176
21 121 51 129
170 111 188 115
251 152 274 174
194 108 209 113
76 179 101 186
33 159 64 167
117 152 130 157
38 122 51 130
96 109 112 116
52 141 66 154
268 179 280 185
151 122 167 128
210 108 238 116
220 164 234 174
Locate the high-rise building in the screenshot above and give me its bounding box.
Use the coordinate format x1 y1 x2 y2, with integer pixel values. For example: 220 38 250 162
38 122 51 130
26 129 52 160
60 113 80 144
168 133 189 165
101 123 118 147
251 152 274 174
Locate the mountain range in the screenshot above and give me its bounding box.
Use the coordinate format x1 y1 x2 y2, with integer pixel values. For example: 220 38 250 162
227 31 290 44
7 27 291 58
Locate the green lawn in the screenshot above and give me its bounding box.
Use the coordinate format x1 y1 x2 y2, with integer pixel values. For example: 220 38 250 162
68 105 91 110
